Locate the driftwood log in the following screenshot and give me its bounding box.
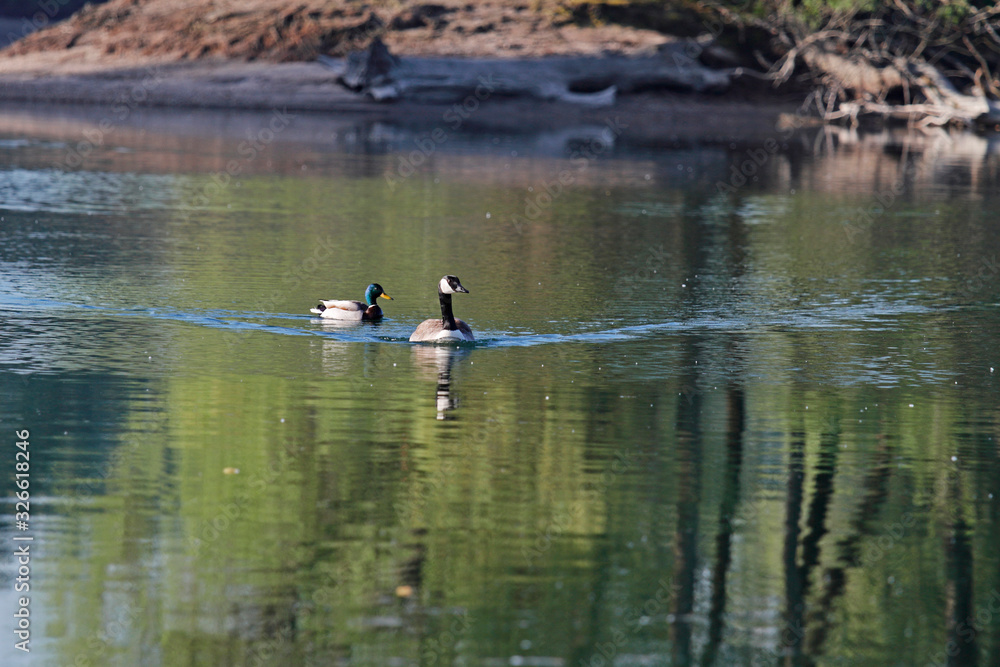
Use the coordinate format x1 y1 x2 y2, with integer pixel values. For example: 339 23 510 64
320 38 734 105
795 45 1000 128
728 4 1000 129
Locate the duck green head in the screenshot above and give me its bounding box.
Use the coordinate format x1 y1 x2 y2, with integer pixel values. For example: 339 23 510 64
365 283 392 305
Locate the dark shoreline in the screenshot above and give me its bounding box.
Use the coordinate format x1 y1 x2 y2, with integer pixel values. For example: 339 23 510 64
0 60 800 150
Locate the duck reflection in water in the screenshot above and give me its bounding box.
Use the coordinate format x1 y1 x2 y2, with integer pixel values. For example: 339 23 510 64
311 315 385 330
411 345 469 419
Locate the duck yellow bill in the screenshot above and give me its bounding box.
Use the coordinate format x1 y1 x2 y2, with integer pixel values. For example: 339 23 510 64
378 293 393 300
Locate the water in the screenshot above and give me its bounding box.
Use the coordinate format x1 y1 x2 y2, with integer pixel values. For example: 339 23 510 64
1 106 999 667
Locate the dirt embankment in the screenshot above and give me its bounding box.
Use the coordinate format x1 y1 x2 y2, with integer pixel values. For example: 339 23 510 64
6 1 999 131
0 0 798 144
1 0 704 70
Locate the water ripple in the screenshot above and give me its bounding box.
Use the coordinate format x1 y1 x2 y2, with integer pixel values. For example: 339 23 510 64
0 293 954 348
0 168 181 214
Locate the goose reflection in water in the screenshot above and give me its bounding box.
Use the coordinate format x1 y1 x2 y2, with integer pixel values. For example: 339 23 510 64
411 345 469 419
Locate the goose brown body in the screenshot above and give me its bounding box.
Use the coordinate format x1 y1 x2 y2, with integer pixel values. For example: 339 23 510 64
409 275 475 342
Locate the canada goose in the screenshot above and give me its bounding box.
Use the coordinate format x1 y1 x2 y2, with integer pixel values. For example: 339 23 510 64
409 275 474 342
310 283 392 321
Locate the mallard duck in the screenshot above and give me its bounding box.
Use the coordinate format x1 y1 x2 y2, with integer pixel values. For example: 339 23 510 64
409 275 475 342
310 283 392 321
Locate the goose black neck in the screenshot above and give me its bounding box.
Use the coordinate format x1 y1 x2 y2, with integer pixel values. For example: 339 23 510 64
438 289 458 330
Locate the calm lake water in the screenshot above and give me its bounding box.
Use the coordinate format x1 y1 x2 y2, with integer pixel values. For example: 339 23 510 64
1 104 999 667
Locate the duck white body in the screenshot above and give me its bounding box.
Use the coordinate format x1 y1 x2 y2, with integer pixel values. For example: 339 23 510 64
310 283 391 321
311 299 375 320
409 275 475 343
